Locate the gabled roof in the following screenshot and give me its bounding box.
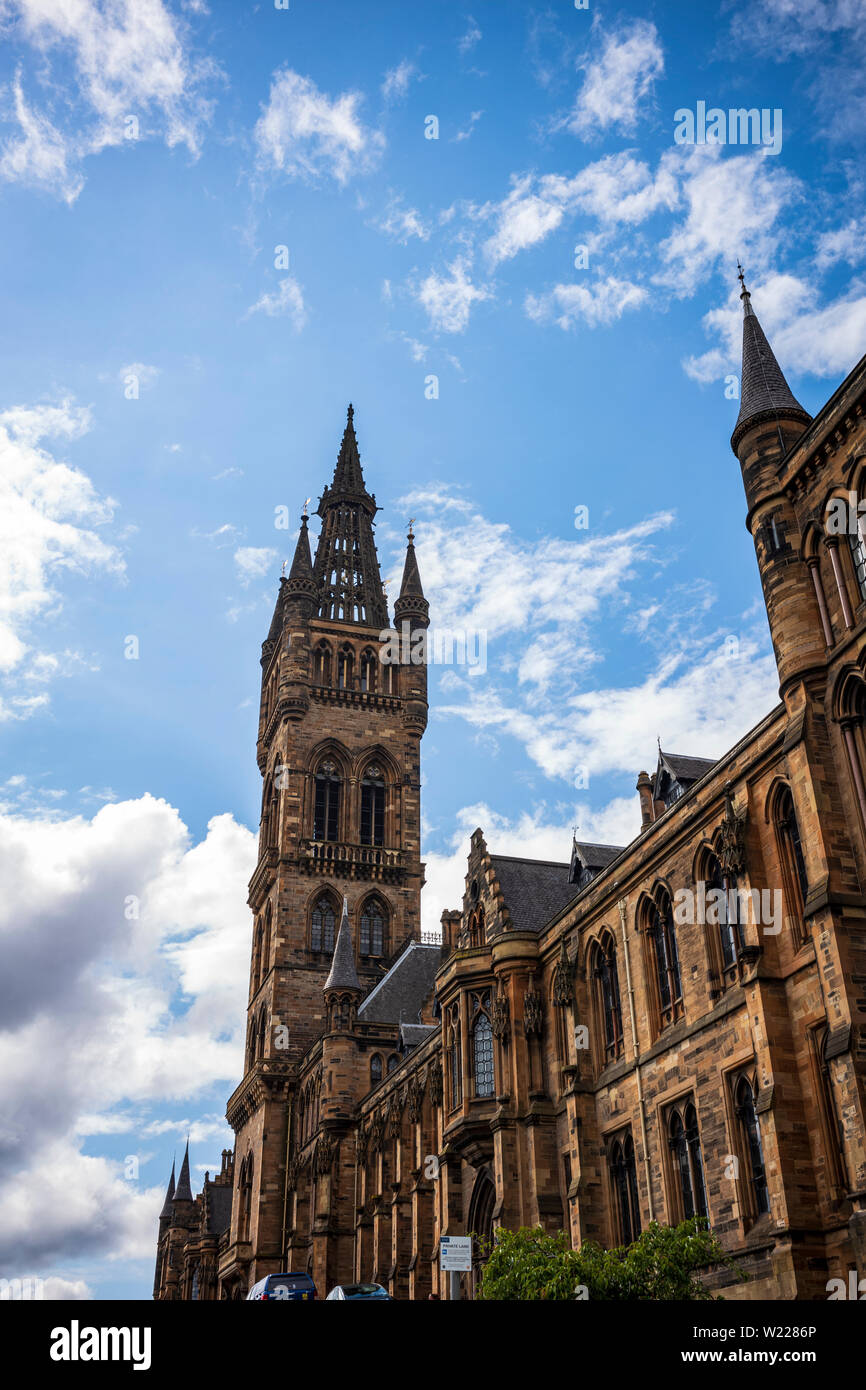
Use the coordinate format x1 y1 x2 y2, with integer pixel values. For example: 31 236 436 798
490 854 582 933
357 941 440 1024
655 751 716 797
400 1022 437 1050
572 841 624 872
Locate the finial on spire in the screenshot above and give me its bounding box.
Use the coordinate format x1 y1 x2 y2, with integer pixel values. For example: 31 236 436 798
347 402 354 421
302 496 310 520
281 558 287 577
407 516 416 541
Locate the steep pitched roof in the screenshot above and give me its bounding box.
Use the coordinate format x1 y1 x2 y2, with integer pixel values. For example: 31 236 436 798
573 841 623 872
324 898 361 993
490 854 582 933
159 1161 176 1220
174 1141 193 1203
731 276 811 450
357 941 440 1024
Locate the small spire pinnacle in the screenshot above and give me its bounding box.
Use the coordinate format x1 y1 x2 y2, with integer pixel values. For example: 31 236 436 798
324 896 361 994
159 1159 176 1220
737 260 754 318
174 1138 193 1203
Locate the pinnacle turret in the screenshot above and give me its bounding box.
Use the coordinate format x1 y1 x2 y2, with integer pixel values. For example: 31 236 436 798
173 1140 193 1203
324 897 361 994
731 265 811 454
312 406 388 628
394 521 429 625
159 1160 176 1221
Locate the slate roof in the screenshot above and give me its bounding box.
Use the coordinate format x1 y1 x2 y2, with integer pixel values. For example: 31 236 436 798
573 841 624 872
659 752 716 784
400 1022 437 1050
357 941 440 1024
324 899 361 993
205 1182 233 1237
732 288 811 448
490 854 582 933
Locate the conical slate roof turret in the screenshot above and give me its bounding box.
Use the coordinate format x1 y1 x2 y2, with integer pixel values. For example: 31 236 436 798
731 265 811 453
285 511 318 600
394 522 429 624
324 897 361 994
174 1140 193 1203
159 1160 176 1220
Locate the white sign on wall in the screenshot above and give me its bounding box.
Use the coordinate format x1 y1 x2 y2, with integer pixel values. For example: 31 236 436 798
440 1236 472 1272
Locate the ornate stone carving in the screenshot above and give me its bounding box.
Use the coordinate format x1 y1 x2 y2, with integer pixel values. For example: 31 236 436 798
407 1072 424 1121
428 1059 443 1106
491 988 510 1040
356 1124 369 1165
388 1092 404 1138
314 1132 335 1175
523 986 544 1037
371 1111 385 1153
717 784 747 878
552 934 573 1007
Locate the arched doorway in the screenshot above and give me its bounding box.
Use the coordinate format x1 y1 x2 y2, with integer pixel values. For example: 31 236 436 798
468 1168 496 1299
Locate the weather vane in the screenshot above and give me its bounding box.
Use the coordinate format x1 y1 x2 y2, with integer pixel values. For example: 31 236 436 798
302 496 311 518
281 559 287 577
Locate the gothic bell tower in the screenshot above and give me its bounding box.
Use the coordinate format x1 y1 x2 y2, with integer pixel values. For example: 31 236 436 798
223 406 428 1290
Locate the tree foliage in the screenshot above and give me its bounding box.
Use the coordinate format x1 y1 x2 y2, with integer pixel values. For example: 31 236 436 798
477 1218 738 1301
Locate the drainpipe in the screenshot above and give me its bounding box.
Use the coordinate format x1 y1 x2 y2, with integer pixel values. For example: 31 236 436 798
617 897 654 1220
280 1086 294 1269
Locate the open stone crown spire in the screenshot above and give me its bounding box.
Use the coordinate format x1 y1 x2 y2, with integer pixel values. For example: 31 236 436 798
312 405 389 629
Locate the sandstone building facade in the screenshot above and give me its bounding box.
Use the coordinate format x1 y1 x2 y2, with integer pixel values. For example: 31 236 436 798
155 282 866 1300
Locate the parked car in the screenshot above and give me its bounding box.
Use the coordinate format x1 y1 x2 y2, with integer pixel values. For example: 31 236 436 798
246 1272 318 1301
325 1282 391 1301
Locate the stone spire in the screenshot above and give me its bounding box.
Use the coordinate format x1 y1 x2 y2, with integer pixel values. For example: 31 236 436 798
324 896 361 994
730 264 811 454
159 1160 176 1222
174 1139 193 1203
394 520 429 625
285 510 318 602
313 406 388 629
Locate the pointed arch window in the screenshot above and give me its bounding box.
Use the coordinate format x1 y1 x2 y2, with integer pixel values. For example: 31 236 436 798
313 642 331 686
360 764 385 847
314 760 341 842
472 1002 494 1098
370 1053 383 1085
702 850 741 989
311 895 337 954
848 519 866 602
591 933 623 1065
735 1076 770 1218
360 650 377 693
386 1053 399 1075
668 1101 708 1221
447 1002 462 1110
337 646 354 690
609 1134 640 1245
774 786 808 941
360 897 386 957
646 891 683 1029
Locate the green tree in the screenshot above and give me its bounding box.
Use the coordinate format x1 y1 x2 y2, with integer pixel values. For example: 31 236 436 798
477 1219 738 1301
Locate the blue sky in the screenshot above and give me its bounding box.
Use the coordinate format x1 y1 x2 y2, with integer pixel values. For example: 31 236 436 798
1 0 864 1300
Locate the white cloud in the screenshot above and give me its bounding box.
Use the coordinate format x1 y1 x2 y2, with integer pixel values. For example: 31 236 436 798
454 110 483 142
684 272 866 384
0 796 255 1270
381 60 417 104
0 399 123 696
244 276 307 328
0 0 217 200
526 276 647 329
373 196 431 243
234 546 276 585
413 256 491 333
566 19 664 138
254 68 384 184
816 218 866 270
457 17 482 55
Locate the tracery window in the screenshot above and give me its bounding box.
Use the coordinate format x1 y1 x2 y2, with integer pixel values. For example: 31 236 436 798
313 642 331 686
359 896 386 957
774 786 808 939
313 760 341 842
609 1134 640 1245
668 1101 708 1221
311 895 337 954
646 890 683 1029
849 521 866 602
471 991 494 1098
735 1076 770 1219
447 1002 462 1109
360 649 377 693
370 1053 383 1085
360 764 385 847
591 933 623 1065
337 646 354 690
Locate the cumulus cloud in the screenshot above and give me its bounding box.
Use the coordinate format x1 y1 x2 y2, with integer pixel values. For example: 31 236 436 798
0 796 255 1272
254 68 384 184
234 547 277 585
413 256 491 332
565 18 664 138
526 276 647 329
0 398 123 699
244 276 307 328
372 195 431 243
381 60 417 104
0 0 217 200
